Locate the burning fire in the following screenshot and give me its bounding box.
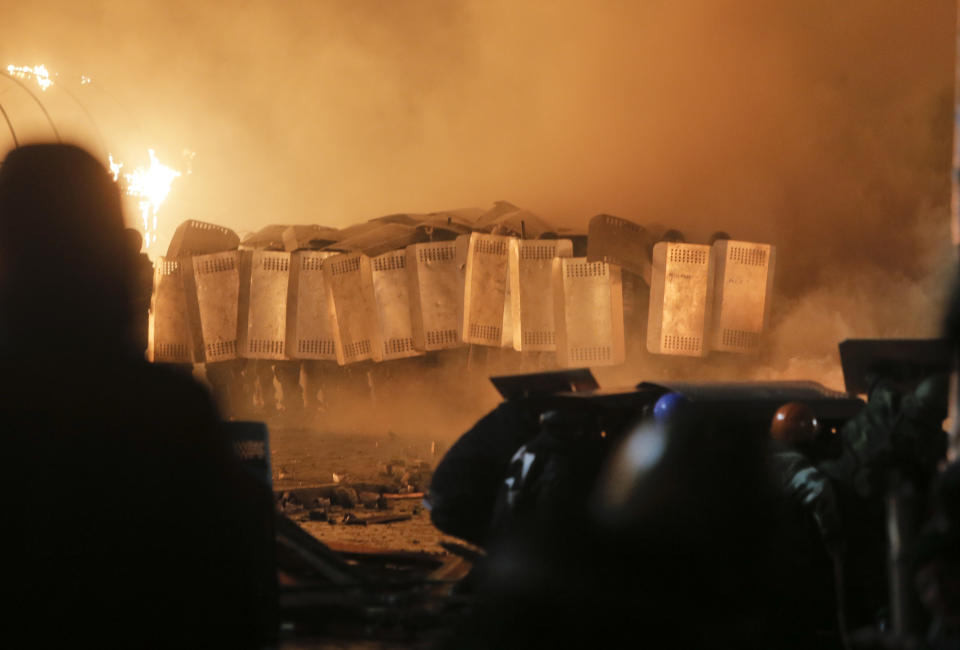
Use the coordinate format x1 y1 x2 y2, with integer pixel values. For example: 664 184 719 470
109 150 183 249
6 64 54 91
5 61 189 250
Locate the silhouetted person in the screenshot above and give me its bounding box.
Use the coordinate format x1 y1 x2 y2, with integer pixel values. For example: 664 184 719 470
0 144 274 647
124 227 154 356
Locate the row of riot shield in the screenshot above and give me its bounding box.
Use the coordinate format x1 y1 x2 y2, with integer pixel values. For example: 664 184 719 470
647 239 776 357
148 232 627 368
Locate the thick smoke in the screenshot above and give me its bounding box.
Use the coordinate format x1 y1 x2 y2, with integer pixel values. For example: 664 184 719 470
0 1 955 406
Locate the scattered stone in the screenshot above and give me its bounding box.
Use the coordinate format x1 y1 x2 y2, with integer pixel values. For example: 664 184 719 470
358 491 380 509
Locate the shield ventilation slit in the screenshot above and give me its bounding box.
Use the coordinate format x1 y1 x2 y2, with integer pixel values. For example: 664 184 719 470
330 257 361 275
298 339 335 356
384 337 415 355
569 345 611 362
522 331 555 346
343 340 371 359
722 328 760 349
468 323 502 343
662 335 702 353
249 339 284 355
425 329 458 347
206 340 238 358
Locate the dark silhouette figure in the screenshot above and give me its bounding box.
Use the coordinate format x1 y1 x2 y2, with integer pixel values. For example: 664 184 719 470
124 227 154 356
0 144 274 647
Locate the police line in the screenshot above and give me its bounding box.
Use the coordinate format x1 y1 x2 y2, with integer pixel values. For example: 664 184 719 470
149 231 775 367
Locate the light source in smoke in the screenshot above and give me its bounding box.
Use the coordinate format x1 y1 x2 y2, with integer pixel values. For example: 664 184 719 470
6 64 53 91
109 149 183 248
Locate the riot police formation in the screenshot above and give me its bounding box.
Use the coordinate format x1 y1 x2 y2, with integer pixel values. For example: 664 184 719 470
148 210 777 421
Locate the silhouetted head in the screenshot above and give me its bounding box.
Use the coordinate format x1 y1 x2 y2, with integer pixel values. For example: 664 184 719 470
659 229 685 243
123 228 144 255
0 144 134 357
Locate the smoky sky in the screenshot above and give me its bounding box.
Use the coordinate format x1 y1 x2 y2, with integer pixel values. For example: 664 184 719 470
0 0 955 302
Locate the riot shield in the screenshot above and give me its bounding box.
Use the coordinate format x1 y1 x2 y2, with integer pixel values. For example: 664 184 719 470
709 240 776 353
167 219 239 258
370 249 422 361
324 252 377 365
406 241 464 352
148 257 193 363
460 233 513 347
553 258 625 367
287 251 338 360
240 250 291 360
511 239 573 351
646 242 713 357
190 250 241 362
585 214 654 283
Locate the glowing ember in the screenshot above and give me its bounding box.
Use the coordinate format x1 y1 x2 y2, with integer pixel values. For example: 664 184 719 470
110 150 182 248
6 64 54 91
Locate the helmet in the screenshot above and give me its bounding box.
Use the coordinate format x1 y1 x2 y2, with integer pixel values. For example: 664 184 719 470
770 402 820 445
653 392 689 424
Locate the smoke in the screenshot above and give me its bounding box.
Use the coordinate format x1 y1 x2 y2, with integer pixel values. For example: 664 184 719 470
1 1 956 401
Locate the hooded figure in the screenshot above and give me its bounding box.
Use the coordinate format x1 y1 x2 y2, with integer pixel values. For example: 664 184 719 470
0 143 135 356
0 144 274 647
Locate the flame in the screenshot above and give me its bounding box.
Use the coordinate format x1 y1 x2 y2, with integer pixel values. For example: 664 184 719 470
6 64 53 91
110 150 182 249
5 60 186 249
108 154 123 182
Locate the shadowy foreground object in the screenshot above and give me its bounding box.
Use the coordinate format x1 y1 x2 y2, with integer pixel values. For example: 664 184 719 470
0 144 274 647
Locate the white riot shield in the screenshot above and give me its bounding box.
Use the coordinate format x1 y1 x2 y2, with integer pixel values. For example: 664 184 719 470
511 239 573 351
553 258 625 367
710 240 776 353
646 242 713 357
287 251 338 360
406 241 464 351
240 250 291 360
148 257 193 363
192 251 241 362
459 233 513 347
324 252 377 365
370 249 422 361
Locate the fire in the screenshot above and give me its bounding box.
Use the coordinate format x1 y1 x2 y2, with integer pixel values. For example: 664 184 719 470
6 61 187 249
110 150 183 249
6 64 53 91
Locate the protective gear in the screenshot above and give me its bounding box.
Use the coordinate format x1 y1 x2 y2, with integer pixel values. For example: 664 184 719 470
653 391 689 424
770 402 820 445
